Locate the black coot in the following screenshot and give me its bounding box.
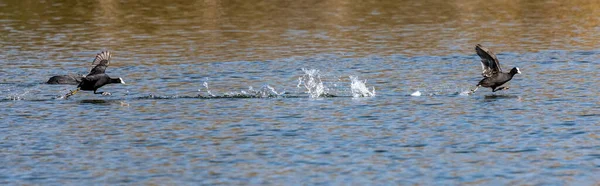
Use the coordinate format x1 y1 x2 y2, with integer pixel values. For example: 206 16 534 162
66 74 125 97
65 51 125 98
471 44 521 93
46 74 85 85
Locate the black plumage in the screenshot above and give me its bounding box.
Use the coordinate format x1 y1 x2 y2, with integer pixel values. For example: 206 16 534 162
46 74 85 85
77 73 125 95
471 44 521 93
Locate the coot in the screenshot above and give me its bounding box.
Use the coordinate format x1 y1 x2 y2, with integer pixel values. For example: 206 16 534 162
87 51 111 76
65 51 125 98
66 73 125 97
46 74 85 85
471 44 521 93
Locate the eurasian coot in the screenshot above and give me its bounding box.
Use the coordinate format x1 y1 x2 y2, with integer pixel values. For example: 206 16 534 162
471 44 521 93
66 73 125 97
65 51 125 98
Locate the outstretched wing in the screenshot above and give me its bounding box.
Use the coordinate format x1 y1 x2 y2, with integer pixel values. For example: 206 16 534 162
87 65 107 76
88 51 111 76
475 44 501 77
92 51 111 66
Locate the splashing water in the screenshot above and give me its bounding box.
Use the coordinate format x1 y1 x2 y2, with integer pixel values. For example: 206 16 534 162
5 88 33 100
298 68 329 98
233 85 285 98
198 81 285 98
261 85 285 97
411 91 422 97
459 90 471 96
201 81 216 97
408 83 476 96
349 76 376 97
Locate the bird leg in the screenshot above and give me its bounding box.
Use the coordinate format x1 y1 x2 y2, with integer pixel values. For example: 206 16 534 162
493 87 509 92
470 85 480 93
65 88 80 99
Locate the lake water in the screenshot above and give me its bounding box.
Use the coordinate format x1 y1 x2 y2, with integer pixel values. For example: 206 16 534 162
2 0 600 185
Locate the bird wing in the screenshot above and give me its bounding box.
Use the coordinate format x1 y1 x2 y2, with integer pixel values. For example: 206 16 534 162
475 44 501 77
87 65 107 76
92 51 111 66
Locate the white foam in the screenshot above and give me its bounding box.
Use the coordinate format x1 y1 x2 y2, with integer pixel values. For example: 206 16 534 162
242 85 284 98
298 68 328 98
350 76 375 97
202 81 216 97
410 91 421 97
264 85 285 96
459 90 471 96
6 88 32 100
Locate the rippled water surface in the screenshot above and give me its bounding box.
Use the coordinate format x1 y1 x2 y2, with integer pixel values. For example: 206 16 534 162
2 0 600 185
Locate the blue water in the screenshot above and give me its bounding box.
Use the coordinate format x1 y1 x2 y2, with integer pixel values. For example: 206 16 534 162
2 0 600 185
2 52 600 185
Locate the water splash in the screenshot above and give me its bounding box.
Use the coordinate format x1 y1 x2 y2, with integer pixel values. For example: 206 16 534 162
228 85 285 98
408 83 476 96
349 76 375 97
54 93 68 100
459 90 471 96
297 68 329 98
411 91 422 97
197 81 285 99
5 88 33 100
201 81 216 97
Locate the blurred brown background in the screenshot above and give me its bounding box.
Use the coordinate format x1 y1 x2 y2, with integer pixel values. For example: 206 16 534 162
1 0 599 62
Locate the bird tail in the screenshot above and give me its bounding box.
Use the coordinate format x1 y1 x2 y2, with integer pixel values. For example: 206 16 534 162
92 51 111 65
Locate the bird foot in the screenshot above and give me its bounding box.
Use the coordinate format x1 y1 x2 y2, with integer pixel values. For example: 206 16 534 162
101 92 112 96
493 87 509 92
64 89 80 99
498 87 509 91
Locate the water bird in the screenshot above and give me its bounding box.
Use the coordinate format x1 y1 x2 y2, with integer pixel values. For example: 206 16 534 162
46 74 85 85
470 44 521 93
66 74 125 97
65 51 125 98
